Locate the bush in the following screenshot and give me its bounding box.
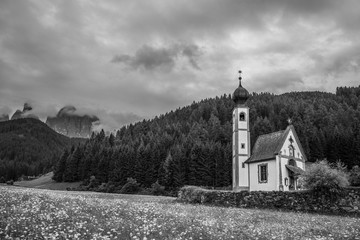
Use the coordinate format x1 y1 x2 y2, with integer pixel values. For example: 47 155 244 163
0 176 5 183
178 186 207 203
301 160 349 196
87 176 100 189
151 181 165 196
349 166 360 186
119 178 140 194
97 183 108 192
6 180 14 185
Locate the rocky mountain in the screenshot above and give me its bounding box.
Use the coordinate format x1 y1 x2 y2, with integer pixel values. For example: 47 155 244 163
46 106 99 138
11 103 39 120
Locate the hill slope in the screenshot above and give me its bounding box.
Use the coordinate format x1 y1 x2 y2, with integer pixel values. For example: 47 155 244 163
53 86 360 190
14 172 81 190
0 118 73 181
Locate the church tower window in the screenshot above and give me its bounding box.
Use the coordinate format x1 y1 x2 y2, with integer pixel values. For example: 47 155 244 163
239 112 245 121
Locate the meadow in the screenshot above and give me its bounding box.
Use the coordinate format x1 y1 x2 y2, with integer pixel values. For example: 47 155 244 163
1 185 360 239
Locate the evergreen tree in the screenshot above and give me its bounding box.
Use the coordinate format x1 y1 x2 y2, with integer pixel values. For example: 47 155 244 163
52 149 69 182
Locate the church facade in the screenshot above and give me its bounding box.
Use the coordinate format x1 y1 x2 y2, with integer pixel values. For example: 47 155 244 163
232 72 306 192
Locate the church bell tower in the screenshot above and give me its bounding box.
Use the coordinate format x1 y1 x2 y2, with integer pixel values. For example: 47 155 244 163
232 70 250 191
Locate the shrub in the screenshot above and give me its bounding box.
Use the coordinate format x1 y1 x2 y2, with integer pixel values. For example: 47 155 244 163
151 181 165 196
87 176 100 189
349 166 360 186
97 183 108 192
301 160 349 196
119 178 140 194
6 180 14 185
0 176 5 183
178 186 207 203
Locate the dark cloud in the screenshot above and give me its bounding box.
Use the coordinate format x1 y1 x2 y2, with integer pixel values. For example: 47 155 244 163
111 44 202 71
0 0 359 128
182 44 202 70
315 44 360 74
107 0 359 41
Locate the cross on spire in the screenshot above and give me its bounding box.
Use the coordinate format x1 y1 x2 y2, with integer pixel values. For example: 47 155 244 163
238 70 242 86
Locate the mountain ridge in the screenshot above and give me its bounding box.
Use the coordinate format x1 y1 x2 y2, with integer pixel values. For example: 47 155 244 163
0 118 75 181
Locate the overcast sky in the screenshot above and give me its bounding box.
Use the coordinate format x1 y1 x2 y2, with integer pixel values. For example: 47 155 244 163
0 0 359 130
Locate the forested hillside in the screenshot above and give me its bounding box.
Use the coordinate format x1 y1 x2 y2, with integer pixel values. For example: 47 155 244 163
0 118 75 181
53 86 360 190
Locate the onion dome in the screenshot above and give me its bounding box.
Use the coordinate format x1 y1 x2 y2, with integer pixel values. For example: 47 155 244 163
232 70 249 106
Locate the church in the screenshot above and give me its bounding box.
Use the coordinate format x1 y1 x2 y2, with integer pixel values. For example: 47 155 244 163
232 71 306 192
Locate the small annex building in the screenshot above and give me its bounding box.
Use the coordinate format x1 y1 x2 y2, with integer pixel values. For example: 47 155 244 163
232 71 306 192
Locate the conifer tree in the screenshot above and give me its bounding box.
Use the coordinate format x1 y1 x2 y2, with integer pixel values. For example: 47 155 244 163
53 149 69 182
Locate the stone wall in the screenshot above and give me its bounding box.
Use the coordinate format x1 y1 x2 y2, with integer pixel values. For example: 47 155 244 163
178 186 360 216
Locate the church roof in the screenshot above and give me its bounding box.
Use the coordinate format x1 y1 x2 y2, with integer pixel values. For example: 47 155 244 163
245 130 285 163
245 125 307 163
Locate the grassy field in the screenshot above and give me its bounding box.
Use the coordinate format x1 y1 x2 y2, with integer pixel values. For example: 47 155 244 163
1 186 360 239
14 172 81 190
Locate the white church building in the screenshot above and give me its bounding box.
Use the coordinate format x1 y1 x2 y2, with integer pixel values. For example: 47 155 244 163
232 71 306 192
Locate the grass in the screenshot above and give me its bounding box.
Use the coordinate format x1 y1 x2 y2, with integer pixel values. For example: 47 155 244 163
14 172 81 190
1 186 360 239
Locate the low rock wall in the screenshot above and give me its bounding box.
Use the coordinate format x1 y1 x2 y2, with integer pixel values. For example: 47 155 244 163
178 186 360 215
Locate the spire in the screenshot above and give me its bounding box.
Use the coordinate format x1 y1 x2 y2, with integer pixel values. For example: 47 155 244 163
232 70 249 106
238 70 242 87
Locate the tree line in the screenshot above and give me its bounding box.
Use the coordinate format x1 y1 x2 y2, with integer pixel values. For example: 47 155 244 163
53 86 360 189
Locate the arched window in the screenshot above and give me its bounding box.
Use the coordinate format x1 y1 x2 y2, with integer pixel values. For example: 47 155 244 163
289 145 295 157
288 159 297 167
239 112 245 121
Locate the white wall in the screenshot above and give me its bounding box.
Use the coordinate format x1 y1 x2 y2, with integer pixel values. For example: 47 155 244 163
238 131 248 155
232 107 250 189
279 129 306 191
280 129 304 161
249 160 278 191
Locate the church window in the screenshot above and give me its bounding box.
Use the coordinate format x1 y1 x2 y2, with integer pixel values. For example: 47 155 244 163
258 163 268 183
289 159 297 167
241 143 245 149
289 145 295 157
239 112 245 121
285 177 289 186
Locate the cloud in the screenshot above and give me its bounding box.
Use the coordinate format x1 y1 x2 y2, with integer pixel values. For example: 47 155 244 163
111 44 202 71
0 0 360 127
252 71 304 93
56 106 143 132
92 111 143 133
0 106 11 116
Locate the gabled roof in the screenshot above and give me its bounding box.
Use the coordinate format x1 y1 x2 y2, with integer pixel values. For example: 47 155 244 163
245 130 285 163
245 125 307 163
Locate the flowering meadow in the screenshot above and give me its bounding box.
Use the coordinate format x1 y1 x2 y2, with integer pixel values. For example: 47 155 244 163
1 186 360 239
